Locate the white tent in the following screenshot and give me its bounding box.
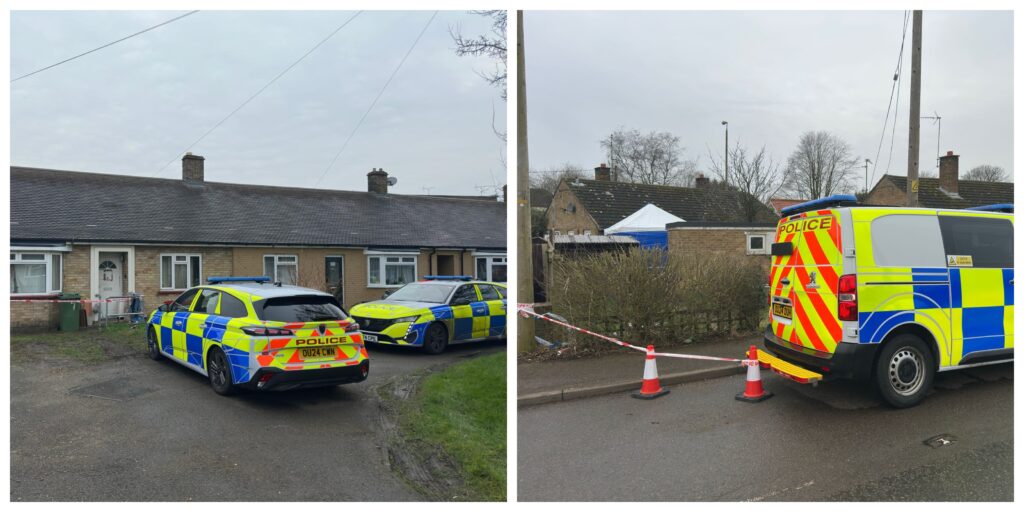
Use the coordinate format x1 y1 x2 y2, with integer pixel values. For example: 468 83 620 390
604 203 685 234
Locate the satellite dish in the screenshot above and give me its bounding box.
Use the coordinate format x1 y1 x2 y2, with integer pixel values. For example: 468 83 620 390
387 176 398 186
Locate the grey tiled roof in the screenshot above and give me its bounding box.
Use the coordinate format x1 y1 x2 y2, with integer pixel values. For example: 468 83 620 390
879 175 1014 209
10 167 506 249
565 179 777 229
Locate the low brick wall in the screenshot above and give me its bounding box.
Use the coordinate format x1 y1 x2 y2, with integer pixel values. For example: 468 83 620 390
10 301 60 332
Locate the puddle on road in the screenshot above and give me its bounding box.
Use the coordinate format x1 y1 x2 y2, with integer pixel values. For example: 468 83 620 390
68 376 158 402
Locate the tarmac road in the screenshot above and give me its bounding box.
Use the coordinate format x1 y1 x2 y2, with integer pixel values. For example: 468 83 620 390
518 363 1013 501
10 339 504 501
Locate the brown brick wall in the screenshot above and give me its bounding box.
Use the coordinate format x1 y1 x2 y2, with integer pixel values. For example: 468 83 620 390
668 228 772 273
864 178 905 206
134 246 234 307
9 302 60 332
546 181 601 235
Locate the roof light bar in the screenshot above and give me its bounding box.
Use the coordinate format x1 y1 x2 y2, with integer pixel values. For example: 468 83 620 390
965 204 1013 213
423 275 473 281
207 276 271 284
780 194 859 217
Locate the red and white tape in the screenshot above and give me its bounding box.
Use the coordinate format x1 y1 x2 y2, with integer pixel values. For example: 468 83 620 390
518 304 743 363
10 297 138 304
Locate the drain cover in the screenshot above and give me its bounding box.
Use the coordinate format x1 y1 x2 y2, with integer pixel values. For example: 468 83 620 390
69 376 157 401
923 434 957 448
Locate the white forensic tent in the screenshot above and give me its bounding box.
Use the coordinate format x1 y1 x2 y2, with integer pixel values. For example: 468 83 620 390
605 203 685 234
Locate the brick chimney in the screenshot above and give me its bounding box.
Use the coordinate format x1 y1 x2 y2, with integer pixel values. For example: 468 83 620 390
182 152 205 182
939 151 959 195
694 173 710 188
367 168 389 194
594 163 611 181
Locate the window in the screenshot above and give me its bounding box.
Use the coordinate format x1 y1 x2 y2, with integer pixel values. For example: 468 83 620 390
450 284 479 305
193 289 220 314
160 254 202 290
475 255 507 282
553 230 562 236
745 233 770 255
169 288 199 312
10 252 62 295
872 215 946 267
583 230 593 236
938 216 1013 269
264 255 298 285
478 284 501 301
367 253 417 287
220 293 249 318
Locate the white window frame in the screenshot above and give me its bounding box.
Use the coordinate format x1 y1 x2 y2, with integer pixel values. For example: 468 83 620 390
745 233 771 255
474 254 507 282
10 251 62 296
159 253 203 291
365 251 419 288
263 254 299 285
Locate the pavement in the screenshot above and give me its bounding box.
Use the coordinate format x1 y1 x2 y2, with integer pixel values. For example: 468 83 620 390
10 337 505 501
518 337 754 405
518 362 1013 501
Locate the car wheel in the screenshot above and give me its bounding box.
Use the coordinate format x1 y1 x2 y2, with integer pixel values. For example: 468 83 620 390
207 347 236 396
422 323 449 355
146 326 162 361
873 334 934 408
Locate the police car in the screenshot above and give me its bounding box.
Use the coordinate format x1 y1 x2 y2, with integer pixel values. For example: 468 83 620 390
146 276 369 395
764 196 1013 407
348 276 507 354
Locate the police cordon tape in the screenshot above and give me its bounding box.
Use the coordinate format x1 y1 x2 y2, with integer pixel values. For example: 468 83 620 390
10 297 137 303
518 303 774 401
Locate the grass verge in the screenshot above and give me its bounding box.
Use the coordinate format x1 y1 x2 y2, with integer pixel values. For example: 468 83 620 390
397 353 506 501
11 322 145 363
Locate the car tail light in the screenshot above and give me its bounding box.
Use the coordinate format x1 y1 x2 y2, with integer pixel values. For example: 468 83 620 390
242 326 294 336
837 274 858 321
344 322 360 333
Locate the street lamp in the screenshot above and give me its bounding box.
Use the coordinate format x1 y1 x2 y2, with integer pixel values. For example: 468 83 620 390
721 121 729 184
864 158 872 194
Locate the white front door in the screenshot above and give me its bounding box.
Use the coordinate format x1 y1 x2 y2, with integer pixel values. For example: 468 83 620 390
97 253 125 299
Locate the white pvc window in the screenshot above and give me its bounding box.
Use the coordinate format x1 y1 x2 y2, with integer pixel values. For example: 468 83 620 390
367 254 417 287
160 254 202 290
475 255 507 282
264 255 298 285
746 233 770 255
11 252 62 295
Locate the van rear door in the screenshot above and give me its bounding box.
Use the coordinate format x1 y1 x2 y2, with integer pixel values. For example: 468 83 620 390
769 209 844 355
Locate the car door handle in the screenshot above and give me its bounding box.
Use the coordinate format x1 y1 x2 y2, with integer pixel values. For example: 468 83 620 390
174 321 183 327
780 278 791 285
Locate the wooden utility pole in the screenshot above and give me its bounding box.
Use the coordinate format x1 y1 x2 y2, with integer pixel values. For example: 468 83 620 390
516 10 535 353
906 10 922 207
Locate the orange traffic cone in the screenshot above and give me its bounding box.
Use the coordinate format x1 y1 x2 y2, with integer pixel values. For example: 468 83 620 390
736 345 773 403
632 345 670 400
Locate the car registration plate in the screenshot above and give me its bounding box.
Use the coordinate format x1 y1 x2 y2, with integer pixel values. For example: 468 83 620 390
772 303 793 320
363 333 378 343
299 347 336 360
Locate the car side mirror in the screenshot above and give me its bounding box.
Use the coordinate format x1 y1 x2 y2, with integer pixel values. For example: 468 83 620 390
381 290 394 299
157 304 168 312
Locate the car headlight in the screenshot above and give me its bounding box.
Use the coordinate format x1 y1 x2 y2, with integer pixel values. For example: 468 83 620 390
393 315 419 323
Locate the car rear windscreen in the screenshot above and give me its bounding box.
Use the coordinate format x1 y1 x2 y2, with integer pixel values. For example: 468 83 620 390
256 295 347 323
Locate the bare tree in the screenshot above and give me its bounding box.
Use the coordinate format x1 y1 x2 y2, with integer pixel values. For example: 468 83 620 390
785 131 859 199
708 143 786 222
600 129 698 186
450 10 507 100
529 163 588 194
962 164 1009 182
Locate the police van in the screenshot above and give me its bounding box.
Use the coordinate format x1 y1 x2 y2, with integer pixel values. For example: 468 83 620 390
763 195 1013 407
146 276 369 395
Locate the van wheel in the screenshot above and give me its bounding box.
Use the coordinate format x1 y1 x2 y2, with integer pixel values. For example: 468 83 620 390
146 327 162 361
873 334 934 408
422 323 449 355
207 347 236 396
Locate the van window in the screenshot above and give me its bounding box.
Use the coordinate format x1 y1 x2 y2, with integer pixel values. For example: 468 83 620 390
870 215 946 267
938 216 1013 268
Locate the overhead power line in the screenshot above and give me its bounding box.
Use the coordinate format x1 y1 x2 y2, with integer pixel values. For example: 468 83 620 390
314 11 439 187
152 11 364 176
12 10 200 83
872 10 913 184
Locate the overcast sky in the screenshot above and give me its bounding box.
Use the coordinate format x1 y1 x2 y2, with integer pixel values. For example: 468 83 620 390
524 10 1013 191
11 10 506 196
